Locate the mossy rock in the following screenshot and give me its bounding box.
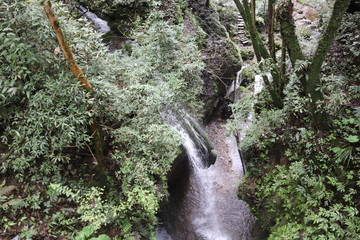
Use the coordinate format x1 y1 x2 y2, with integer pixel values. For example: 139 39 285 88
240 48 255 61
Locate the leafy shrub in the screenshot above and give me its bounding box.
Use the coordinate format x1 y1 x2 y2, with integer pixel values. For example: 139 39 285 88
235 10 360 239
256 162 360 239
240 48 255 61
0 0 205 239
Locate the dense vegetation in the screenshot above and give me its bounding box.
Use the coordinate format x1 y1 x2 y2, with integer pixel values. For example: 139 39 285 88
0 0 359 239
228 0 360 239
0 0 209 239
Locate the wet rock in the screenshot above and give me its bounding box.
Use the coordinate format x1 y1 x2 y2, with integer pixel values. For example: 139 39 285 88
293 1 321 28
218 98 233 120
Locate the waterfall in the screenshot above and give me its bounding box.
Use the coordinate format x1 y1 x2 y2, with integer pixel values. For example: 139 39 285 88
78 5 110 33
158 111 253 240
226 65 245 100
226 63 251 102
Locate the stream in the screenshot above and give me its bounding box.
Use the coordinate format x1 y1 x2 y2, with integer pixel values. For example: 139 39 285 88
158 112 253 240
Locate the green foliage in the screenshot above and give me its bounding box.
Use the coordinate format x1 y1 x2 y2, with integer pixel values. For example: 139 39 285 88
236 9 360 238
238 94 360 239
0 0 205 239
240 48 255 61
0 1 92 179
0 185 23 211
234 107 285 153
75 226 96 240
242 64 257 80
49 184 118 230
74 225 111 240
254 161 360 239
117 18 205 111
227 90 253 131
297 25 312 39
255 16 265 27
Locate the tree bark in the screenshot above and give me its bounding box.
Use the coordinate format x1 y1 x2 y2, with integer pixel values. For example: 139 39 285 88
250 0 256 27
233 0 261 61
43 1 93 94
233 0 283 108
235 0 350 128
268 0 276 61
206 0 210 8
43 0 106 184
280 38 286 76
278 0 305 67
243 0 270 60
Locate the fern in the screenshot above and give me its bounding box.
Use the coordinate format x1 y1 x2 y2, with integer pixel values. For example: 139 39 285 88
294 60 310 73
0 185 24 210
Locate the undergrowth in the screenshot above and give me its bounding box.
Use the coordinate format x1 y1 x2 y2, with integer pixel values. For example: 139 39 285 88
230 11 360 240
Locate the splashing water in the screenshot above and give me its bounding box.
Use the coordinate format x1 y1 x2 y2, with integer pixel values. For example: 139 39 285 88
158 111 253 240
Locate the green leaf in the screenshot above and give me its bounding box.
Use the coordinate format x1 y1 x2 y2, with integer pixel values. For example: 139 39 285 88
0 185 16 196
330 147 342 153
90 235 111 240
76 226 95 240
345 135 359 143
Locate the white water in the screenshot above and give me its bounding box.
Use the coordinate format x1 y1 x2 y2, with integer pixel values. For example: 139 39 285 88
226 65 246 100
158 112 253 240
79 5 110 33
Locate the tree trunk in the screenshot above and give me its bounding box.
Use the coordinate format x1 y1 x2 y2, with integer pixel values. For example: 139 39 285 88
278 0 305 67
280 38 286 76
250 0 256 26
206 0 210 8
233 0 283 108
268 0 276 61
306 0 351 128
43 0 107 184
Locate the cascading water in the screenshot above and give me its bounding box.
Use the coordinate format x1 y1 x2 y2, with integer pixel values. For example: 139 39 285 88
78 5 110 33
158 111 253 240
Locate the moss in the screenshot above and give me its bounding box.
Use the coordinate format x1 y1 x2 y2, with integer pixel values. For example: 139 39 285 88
240 48 255 61
278 0 305 66
185 9 207 48
219 36 243 80
274 40 282 51
242 65 256 80
214 2 239 37
255 16 265 27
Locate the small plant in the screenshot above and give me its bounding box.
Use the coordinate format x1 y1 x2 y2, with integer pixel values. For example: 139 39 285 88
240 48 255 61
0 185 23 211
75 226 111 240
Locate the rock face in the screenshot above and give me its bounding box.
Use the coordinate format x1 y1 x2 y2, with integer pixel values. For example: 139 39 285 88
186 0 242 123
292 0 321 29
291 0 323 55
